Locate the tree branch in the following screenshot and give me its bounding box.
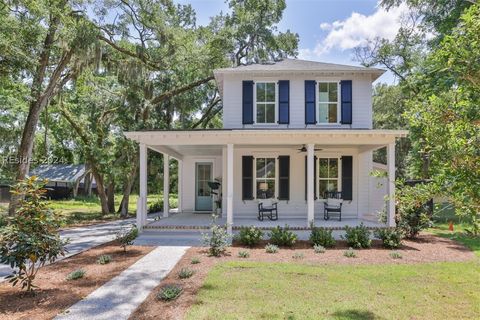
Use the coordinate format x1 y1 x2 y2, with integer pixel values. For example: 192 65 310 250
149 75 215 105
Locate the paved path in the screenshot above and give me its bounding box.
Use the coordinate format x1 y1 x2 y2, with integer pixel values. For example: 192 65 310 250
55 246 188 320
0 219 135 280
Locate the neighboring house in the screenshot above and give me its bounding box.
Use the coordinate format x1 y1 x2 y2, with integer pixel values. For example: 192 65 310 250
29 164 95 199
125 59 407 231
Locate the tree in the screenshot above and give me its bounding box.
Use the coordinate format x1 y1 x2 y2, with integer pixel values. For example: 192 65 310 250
6 0 98 215
0 177 68 292
405 4 480 234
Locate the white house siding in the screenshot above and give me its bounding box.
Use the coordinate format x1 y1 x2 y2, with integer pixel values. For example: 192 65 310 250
180 155 223 212
222 73 373 129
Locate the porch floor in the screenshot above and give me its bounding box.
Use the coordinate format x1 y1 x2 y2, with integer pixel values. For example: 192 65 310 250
145 211 385 230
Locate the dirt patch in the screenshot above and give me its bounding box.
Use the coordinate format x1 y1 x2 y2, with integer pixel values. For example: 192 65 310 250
0 242 153 320
130 233 475 320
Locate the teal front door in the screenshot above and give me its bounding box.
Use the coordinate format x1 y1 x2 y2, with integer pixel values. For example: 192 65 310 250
195 162 213 211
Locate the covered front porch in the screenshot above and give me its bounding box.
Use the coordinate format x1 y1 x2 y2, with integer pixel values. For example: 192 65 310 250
144 211 385 230
125 129 407 233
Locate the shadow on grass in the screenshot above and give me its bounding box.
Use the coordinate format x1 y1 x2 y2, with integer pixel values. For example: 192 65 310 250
332 309 380 320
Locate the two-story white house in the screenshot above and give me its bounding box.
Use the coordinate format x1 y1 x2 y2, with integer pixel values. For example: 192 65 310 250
125 59 407 232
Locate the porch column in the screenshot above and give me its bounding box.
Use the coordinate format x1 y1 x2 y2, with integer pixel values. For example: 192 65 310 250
387 143 396 227
137 143 148 230
307 143 315 227
163 154 169 218
177 159 183 213
226 143 234 234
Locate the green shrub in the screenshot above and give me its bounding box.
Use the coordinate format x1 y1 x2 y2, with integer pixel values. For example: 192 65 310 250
237 226 263 247
202 214 231 257
238 250 250 258
342 223 371 249
374 228 403 249
343 248 357 258
313 244 326 254
268 225 297 247
148 198 179 214
157 285 183 301
190 257 200 264
0 178 68 292
309 227 336 248
265 244 279 253
116 224 138 252
66 269 86 281
97 255 112 265
390 251 403 259
292 252 304 259
178 267 194 279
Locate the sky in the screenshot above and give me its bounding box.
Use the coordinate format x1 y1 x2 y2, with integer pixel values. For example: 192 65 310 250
177 0 410 84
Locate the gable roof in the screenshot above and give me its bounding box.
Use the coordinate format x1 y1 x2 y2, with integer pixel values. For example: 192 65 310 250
213 58 385 97
29 164 86 183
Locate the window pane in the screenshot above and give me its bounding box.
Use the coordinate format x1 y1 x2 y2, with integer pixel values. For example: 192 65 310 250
319 180 328 198
327 180 338 192
256 83 265 102
266 103 275 123
329 83 338 102
319 83 328 103
265 158 275 178
328 103 337 123
256 158 266 178
319 158 328 178
256 104 265 123
256 180 275 199
266 83 275 102
329 159 338 178
318 103 328 123
319 83 328 93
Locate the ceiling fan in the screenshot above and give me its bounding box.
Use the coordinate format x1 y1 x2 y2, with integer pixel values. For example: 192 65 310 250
297 145 323 153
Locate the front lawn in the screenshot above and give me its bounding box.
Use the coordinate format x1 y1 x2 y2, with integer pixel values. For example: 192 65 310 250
186 260 480 320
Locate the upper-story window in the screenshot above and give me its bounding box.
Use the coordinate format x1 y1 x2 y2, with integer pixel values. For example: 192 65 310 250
318 82 339 124
255 82 276 123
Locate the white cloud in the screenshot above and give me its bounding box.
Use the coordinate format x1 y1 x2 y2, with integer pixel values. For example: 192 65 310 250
304 3 409 58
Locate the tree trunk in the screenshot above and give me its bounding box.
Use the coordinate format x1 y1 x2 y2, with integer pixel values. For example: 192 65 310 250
91 168 110 215
118 160 138 218
106 179 115 213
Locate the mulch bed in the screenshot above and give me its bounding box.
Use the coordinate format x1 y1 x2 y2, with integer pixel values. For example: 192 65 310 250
0 242 153 320
130 233 475 320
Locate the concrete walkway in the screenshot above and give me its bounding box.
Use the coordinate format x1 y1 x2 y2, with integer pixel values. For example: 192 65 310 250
56 246 188 320
0 218 135 280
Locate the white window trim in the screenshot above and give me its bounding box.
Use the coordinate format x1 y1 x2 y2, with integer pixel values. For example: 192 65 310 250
253 81 278 125
316 81 341 125
253 156 278 200
316 156 342 200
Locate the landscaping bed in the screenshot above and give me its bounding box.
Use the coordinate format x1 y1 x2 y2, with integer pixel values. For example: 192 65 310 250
0 241 153 320
130 233 476 320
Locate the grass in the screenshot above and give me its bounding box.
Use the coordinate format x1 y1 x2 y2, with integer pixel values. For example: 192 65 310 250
1 194 172 227
429 203 480 257
186 260 480 320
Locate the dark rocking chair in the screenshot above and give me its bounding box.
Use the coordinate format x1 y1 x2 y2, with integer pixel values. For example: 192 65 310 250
258 199 278 221
323 191 343 221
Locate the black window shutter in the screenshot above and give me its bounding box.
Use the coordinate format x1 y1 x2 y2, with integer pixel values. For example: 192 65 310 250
278 156 290 200
304 155 317 200
278 80 290 124
305 80 316 124
242 81 254 124
342 156 353 200
242 156 254 200
340 80 352 124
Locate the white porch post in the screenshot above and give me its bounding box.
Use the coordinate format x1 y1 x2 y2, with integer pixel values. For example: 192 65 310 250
163 154 170 218
137 143 148 230
307 143 315 227
226 144 234 234
387 143 396 227
177 159 183 213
